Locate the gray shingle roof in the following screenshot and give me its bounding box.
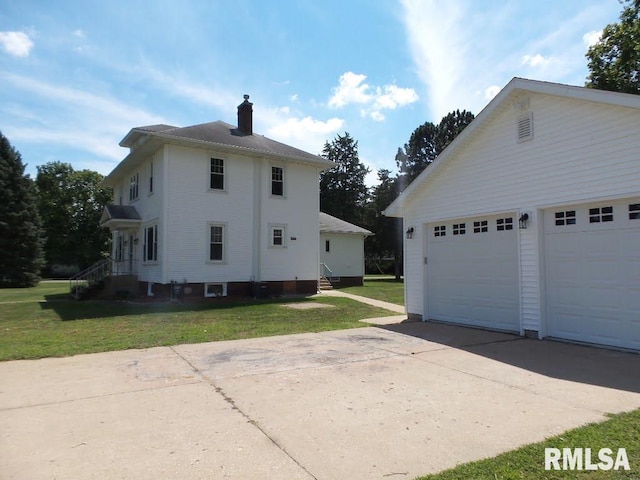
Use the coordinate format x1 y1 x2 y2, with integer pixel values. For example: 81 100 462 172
127 121 328 164
319 212 372 235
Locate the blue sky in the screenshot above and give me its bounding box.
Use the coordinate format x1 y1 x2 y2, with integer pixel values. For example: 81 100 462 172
0 0 623 186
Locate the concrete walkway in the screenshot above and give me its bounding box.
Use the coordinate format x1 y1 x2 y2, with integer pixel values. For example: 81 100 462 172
316 289 407 325
2 323 640 480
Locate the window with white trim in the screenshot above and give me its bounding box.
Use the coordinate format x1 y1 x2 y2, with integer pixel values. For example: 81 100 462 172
434 225 446 237
589 206 613 223
496 217 514 231
270 225 286 247
271 166 284 196
210 158 224 190
129 172 139 201
555 210 576 226
629 203 640 220
209 224 225 262
143 224 158 262
473 220 488 233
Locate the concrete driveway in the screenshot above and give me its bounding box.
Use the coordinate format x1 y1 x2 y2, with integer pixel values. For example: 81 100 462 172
2 322 640 479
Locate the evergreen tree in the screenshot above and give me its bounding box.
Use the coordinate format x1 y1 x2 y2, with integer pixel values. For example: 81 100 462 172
0 132 44 287
396 110 475 185
320 132 370 225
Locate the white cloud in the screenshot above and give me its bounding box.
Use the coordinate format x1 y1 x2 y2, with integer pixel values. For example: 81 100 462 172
522 53 551 67
328 71 418 121
1 72 165 171
265 114 344 156
484 85 501 101
73 29 86 39
583 30 601 47
0 31 34 57
400 1 619 119
328 72 371 108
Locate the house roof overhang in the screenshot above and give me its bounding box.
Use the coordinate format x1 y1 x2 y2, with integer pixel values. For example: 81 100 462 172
100 205 142 231
103 121 335 188
383 77 640 218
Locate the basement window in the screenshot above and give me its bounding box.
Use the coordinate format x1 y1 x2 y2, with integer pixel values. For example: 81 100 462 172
629 204 640 220
434 225 446 237
517 112 534 143
555 210 576 226
497 218 514 231
204 283 227 298
589 206 613 223
453 223 466 235
473 220 488 233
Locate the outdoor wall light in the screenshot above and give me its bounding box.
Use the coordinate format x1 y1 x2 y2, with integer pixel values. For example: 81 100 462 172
406 227 415 239
519 213 529 229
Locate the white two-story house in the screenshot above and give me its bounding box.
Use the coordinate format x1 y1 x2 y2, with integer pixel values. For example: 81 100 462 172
100 96 334 298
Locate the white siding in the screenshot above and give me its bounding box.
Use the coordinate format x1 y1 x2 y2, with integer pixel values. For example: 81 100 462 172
320 233 366 278
164 144 255 284
111 144 322 285
402 92 640 334
260 161 320 282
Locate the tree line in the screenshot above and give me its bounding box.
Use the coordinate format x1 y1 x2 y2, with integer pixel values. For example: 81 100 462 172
319 110 475 276
0 134 110 287
1 0 637 286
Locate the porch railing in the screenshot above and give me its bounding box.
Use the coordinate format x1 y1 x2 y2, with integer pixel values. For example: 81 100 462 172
69 258 138 299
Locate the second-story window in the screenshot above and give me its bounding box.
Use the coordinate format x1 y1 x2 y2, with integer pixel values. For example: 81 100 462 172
129 173 139 201
149 161 154 194
210 158 224 190
271 166 284 196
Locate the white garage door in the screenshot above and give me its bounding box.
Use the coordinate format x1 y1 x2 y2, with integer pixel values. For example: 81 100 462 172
545 199 640 350
427 213 520 332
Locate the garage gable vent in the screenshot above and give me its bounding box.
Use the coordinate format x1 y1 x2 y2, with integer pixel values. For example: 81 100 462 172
517 112 533 143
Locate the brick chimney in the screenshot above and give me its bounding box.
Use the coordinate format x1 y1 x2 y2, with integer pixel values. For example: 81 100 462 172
237 94 253 135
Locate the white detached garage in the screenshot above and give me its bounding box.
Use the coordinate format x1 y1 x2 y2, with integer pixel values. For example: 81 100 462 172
384 78 640 351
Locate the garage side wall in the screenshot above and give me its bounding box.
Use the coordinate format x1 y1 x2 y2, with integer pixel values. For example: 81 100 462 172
401 92 640 333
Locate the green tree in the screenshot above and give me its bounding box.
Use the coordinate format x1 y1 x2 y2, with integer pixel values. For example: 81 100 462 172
36 161 112 273
0 132 44 287
396 110 475 185
365 169 404 278
320 132 370 225
586 0 640 94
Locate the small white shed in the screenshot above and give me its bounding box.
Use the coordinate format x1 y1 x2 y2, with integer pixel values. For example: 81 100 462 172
319 212 372 287
384 78 640 351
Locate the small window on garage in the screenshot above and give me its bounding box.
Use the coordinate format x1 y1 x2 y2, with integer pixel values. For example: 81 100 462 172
629 204 640 220
434 225 446 237
496 218 513 231
325 239 330 252
589 206 613 223
555 210 576 226
453 223 466 235
473 220 488 233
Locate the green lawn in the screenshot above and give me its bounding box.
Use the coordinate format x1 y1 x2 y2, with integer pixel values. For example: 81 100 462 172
338 276 405 305
416 409 640 480
0 282 395 361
